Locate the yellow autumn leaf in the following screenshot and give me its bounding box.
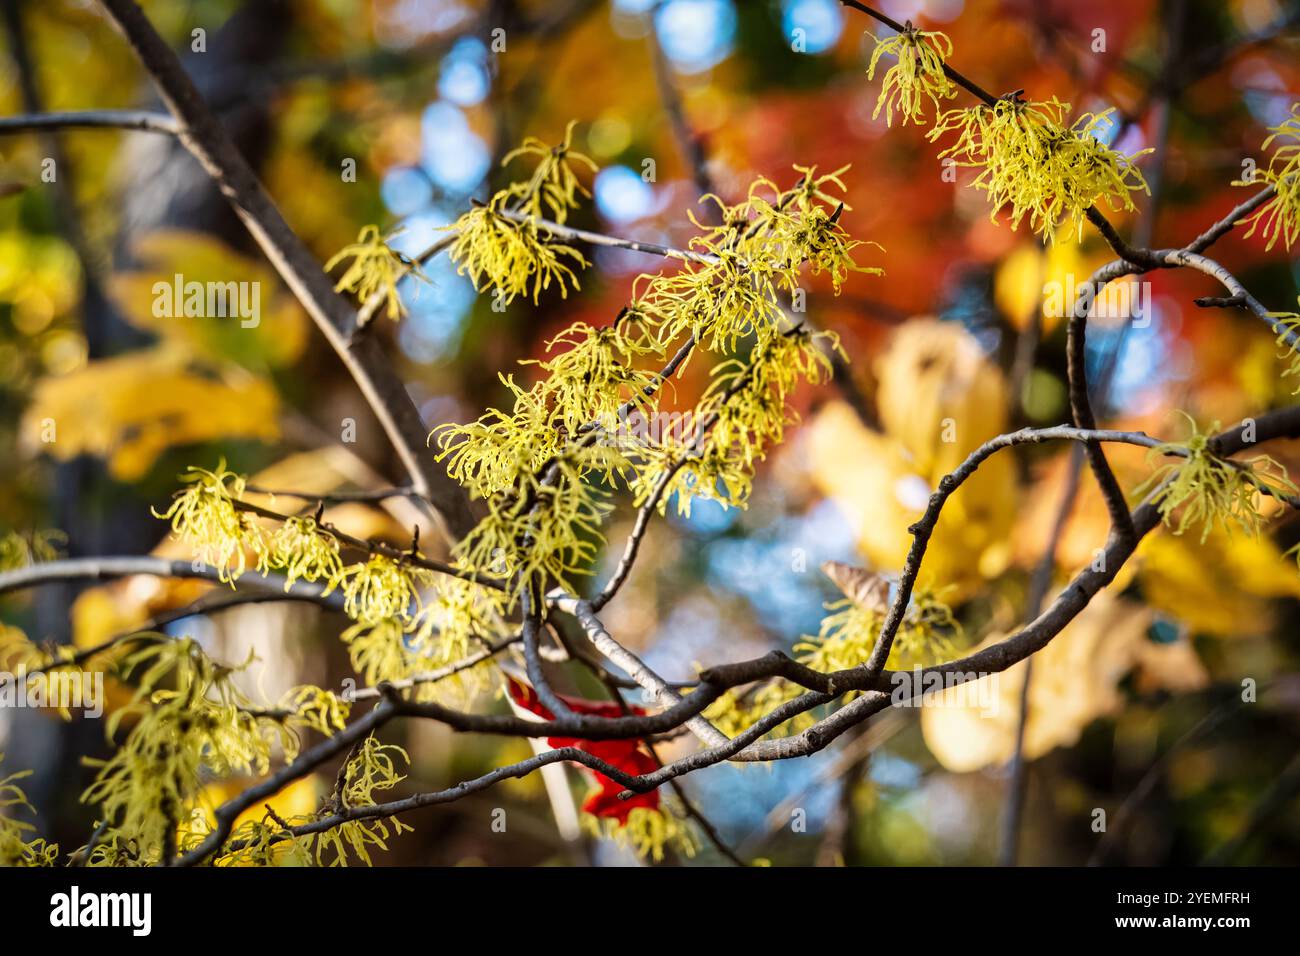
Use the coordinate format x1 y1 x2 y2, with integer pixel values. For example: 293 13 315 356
807 401 1015 595
920 593 1207 772
22 347 280 480
994 239 1119 334
1135 528 1300 637
874 318 1010 479
808 403 917 571
808 320 1017 593
107 230 307 368
1012 447 1145 596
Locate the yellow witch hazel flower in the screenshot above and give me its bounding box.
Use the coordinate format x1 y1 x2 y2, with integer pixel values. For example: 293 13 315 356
501 119 598 225
441 162 878 590
636 441 753 519
866 23 957 126
447 197 589 305
435 324 654 502
341 554 425 626
82 637 326 866
194 807 315 868
1135 412 1297 543
1234 103 1300 251
640 247 784 352
259 515 345 592
278 684 350 738
341 576 506 695
452 462 611 601
0 756 60 866
1269 300 1300 393
523 322 662 439
312 735 414 867
326 225 426 320
704 578 961 738
929 96 1151 244
797 583 961 676
640 327 839 515
445 121 597 304
633 166 875 351
434 373 564 499
153 461 265 585
409 576 508 675
340 618 412 686
583 805 698 863
209 734 415 867
747 194 880 294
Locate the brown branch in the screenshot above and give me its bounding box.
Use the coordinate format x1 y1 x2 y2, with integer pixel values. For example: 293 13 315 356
611 410 1300 793
519 580 574 720
848 426 1161 685
218 746 640 862
838 1 999 107
0 108 178 135
95 0 475 543
230 497 503 589
549 592 729 747
0 555 339 601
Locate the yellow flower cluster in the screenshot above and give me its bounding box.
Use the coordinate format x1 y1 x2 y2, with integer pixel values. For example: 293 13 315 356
866 25 957 126
705 585 961 737
342 554 425 625
1270 301 1300 393
582 805 698 863
154 462 509 696
259 515 344 590
326 224 426 320
451 460 612 601
197 735 412 867
500 119 597 224
153 462 260 585
438 149 879 602
447 201 589 305
445 122 596 304
81 637 349 866
340 576 505 699
437 325 660 502
1136 412 1297 543
636 167 876 351
797 585 961 674
929 96 1151 244
0 757 60 866
311 736 413 867
638 327 842 517
1235 103 1300 251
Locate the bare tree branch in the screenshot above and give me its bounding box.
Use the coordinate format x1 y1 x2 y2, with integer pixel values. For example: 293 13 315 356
94 0 475 542
0 108 178 135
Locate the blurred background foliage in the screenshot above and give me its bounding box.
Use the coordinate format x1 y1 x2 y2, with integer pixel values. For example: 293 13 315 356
1 0 1299 866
